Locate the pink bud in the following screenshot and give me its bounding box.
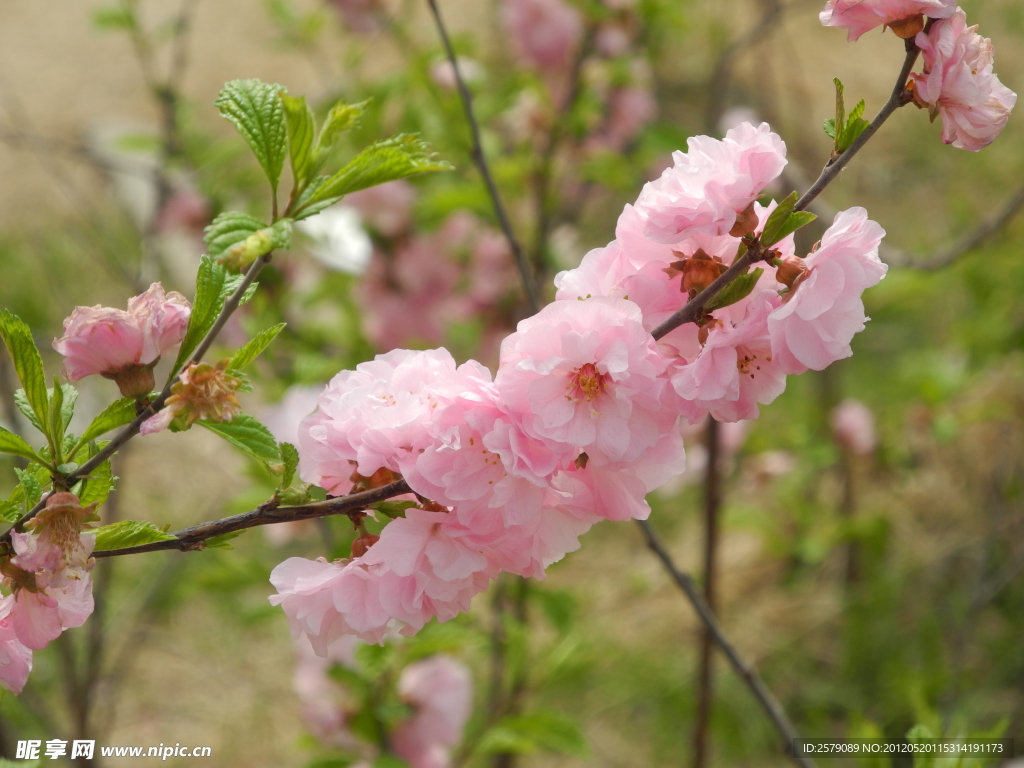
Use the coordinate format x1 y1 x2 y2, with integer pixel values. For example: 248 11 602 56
831 398 877 455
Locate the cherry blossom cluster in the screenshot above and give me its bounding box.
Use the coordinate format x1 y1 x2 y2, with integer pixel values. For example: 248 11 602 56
271 121 889 653
0 493 97 694
821 0 1016 150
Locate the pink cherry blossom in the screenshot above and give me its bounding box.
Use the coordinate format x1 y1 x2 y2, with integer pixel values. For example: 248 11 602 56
53 282 191 388
495 297 676 465
671 291 787 423
831 398 877 455
298 349 468 491
634 122 788 243
819 0 955 42
392 656 472 768
0 598 32 695
292 635 361 747
768 207 887 374
911 9 1017 151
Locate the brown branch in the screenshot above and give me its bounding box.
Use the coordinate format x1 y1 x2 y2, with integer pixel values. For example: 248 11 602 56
0 252 273 546
93 480 412 558
424 0 541 314
635 519 816 768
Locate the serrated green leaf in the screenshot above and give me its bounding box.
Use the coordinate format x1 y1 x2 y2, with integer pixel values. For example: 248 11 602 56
759 191 798 247
229 323 286 371
705 268 764 312
847 98 866 126
770 211 818 246
368 500 418 519
47 378 75 457
78 397 136 447
198 413 280 466
281 93 316 187
14 389 42 432
204 212 268 260
13 468 43 509
78 457 116 507
93 520 176 551
0 501 21 523
172 256 234 374
280 442 299 488
214 79 289 195
277 482 313 505
823 118 836 140
0 311 49 433
0 425 40 461
219 219 291 271
296 135 452 219
315 100 367 160
203 530 244 549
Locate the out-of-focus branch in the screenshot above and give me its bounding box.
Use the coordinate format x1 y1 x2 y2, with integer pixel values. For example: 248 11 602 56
93 479 412 558
424 0 541 314
635 519 816 768
705 0 784 133
0 252 273 544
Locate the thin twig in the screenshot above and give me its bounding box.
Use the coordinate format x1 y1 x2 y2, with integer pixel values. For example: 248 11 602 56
424 0 541 314
635 519 816 768
93 479 412 558
0 252 273 545
795 28 929 213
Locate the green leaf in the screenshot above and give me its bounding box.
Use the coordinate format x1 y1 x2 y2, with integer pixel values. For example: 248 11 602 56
280 92 316 187
229 323 286 370
13 468 44 509
0 425 40 461
823 118 836 140
705 268 764 312
280 442 299 489
47 379 76 457
277 482 314 505
172 256 234 374
204 530 244 549
368 500 418 519
78 457 116 507
770 211 818 245
78 397 136 446
315 100 367 160
93 520 176 552
478 712 588 757
214 79 289 195
204 212 268 260
197 413 280 466
833 77 847 149
0 311 49 433
14 389 42 432
759 191 798 247
296 135 452 219
841 103 870 151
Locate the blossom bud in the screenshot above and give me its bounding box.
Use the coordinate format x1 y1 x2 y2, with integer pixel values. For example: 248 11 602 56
775 256 809 290
350 534 380 558
103 362 156 399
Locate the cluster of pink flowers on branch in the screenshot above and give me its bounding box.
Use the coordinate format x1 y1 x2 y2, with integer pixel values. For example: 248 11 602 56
820 1 1016 151
0 493 97 694
52 282 191 398
271 122 889 652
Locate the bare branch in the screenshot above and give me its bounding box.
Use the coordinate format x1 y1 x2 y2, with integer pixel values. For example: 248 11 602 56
635 519 816 768
424 0 541 314
93 480 412 558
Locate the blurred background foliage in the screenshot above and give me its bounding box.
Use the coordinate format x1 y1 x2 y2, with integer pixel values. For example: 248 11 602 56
0 0 1021 765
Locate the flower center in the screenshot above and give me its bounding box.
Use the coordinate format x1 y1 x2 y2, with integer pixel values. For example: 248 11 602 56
567 363 607 403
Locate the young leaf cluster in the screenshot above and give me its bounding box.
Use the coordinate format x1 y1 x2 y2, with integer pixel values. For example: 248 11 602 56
824 78 870 157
